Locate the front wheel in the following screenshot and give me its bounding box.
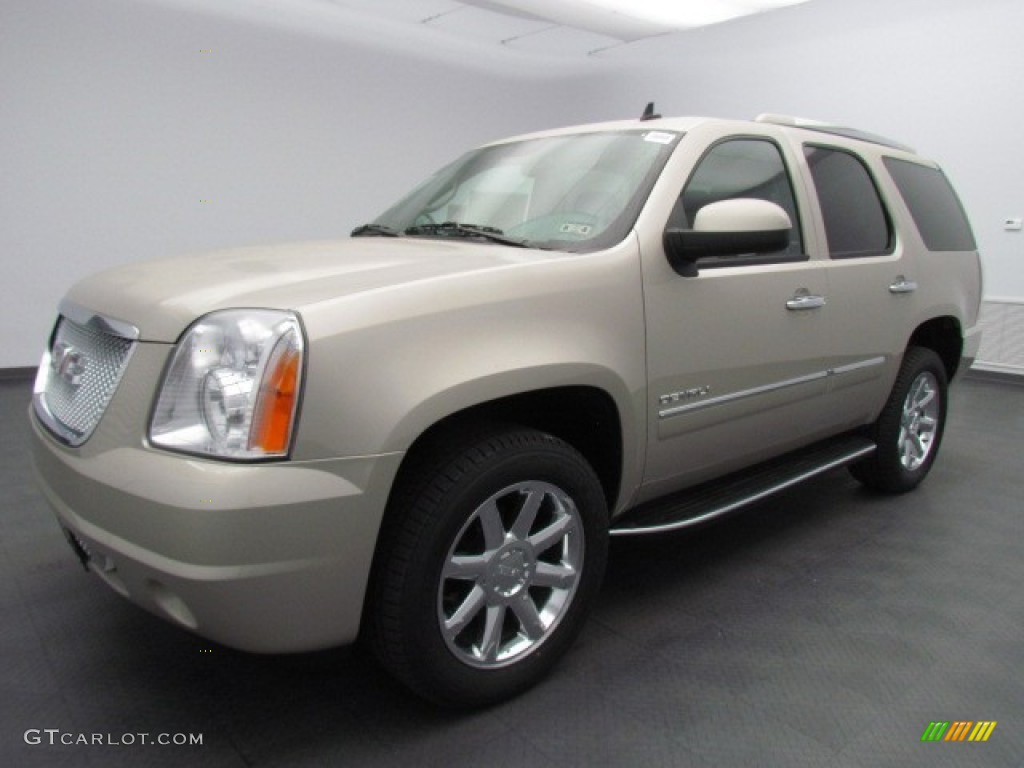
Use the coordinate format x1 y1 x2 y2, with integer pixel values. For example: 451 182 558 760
370 427 608 708
850 346 948 493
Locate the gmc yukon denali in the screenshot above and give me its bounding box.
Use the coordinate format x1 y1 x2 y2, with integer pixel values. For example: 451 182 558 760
30 111 982 707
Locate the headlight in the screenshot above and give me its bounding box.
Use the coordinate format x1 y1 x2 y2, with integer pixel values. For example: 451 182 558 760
149 309 304 459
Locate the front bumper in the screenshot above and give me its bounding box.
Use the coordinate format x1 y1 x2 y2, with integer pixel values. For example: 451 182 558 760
30 412 402 653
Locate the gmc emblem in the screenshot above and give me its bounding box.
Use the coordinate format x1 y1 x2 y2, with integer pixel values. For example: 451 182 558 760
52 341 87 388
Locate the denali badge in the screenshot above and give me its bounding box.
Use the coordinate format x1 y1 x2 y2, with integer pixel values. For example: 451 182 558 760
659 386 712 406
52 341 87 388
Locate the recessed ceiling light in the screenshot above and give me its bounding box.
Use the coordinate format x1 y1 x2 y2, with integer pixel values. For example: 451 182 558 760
581 0 813 28
461 0 815 41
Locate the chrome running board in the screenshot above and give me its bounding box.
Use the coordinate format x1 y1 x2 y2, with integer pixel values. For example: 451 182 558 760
610 435 876 537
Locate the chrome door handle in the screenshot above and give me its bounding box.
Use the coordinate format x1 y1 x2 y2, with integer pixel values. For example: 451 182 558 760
889 277 918 294
786 294 826 310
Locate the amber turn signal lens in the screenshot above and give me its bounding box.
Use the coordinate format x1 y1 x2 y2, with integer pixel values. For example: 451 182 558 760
250 335 302 454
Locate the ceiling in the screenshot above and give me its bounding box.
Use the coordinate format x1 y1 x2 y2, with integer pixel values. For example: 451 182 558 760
323 0 814 57
141 0 816 63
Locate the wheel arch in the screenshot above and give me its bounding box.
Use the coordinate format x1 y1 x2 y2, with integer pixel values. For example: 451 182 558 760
907 315 963 380
391 385 625 512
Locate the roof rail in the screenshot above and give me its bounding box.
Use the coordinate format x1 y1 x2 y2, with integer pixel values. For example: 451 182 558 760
754 113 915 154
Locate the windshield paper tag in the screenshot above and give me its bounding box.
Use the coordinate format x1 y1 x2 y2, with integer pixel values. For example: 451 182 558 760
644 131 676 145
560 222 593 236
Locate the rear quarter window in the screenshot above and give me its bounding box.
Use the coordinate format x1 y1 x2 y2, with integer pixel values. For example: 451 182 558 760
882 157 977 251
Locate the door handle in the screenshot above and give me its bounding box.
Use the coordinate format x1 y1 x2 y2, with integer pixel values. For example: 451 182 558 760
889 277 918 294
786 294 827 310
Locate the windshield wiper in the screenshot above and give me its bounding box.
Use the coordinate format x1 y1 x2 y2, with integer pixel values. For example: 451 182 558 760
351 223 401 237
404 221 532 248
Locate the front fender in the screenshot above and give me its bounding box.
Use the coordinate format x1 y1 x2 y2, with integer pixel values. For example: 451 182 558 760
292 238 648 502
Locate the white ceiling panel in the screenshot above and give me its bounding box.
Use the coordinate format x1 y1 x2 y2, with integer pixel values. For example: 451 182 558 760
500 25 624 56
424 6 555 44
325 0 463 24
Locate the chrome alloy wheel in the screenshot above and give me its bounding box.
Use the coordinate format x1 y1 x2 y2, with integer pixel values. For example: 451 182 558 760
899 370 940 471
437 481 584 669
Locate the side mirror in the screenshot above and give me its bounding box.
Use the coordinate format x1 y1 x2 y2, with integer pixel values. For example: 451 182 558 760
663 199 792 277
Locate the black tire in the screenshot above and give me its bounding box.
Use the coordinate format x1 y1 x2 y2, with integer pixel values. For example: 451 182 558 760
850 346 948 493
369 427 608 708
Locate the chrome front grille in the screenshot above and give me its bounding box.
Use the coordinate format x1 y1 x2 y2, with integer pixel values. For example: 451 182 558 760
34 304 138 446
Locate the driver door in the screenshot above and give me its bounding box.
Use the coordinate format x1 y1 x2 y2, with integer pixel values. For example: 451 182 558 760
640 136 834 500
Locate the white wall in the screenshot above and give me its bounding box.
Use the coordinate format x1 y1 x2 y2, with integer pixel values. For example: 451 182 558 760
0 0 617 368
605 0 1024 301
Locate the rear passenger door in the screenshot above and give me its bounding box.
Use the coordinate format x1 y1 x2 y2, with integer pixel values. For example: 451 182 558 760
801 143 917 426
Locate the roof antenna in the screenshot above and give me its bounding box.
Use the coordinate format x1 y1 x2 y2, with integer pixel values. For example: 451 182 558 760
640 102 661 122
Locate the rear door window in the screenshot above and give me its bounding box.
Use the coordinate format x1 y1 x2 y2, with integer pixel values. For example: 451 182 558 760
804 146 892 258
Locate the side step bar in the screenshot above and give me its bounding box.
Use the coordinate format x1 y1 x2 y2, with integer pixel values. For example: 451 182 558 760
610 434 876 537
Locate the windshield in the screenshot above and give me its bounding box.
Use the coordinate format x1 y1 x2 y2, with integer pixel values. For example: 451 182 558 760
363 129 682 252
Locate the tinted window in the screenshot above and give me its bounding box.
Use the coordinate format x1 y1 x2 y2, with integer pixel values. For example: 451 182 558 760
804 146 891 258
670 138 803 262
883 157 976 251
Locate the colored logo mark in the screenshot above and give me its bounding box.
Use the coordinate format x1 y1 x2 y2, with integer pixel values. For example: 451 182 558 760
921 721 997 742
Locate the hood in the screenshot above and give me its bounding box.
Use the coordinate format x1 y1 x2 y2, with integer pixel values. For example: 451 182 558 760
65 238 562 342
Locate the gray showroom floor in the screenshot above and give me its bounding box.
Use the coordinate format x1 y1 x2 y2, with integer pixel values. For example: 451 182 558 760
2 372 1021 768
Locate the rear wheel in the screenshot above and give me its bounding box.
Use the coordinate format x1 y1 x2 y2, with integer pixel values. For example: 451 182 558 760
850 346 948 493
370 427 608 708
